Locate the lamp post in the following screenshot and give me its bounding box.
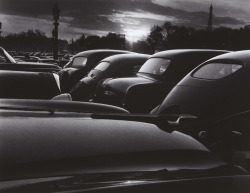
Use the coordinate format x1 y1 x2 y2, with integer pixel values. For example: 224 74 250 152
0 21 2 37
52 28 55 56
52 3 60 60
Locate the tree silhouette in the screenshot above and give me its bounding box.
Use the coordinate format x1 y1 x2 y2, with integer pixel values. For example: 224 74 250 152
147 25 163 52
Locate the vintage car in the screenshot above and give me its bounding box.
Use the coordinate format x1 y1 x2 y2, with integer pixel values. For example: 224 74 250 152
59 49 132 92
0 99 250 192
0 70 61 99
94 49 229 113
70 53 150 101
153 50 250 118
0 47 61 72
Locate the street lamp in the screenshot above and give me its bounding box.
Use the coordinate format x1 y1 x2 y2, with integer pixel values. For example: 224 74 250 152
0 21 2 37
52 3 60 60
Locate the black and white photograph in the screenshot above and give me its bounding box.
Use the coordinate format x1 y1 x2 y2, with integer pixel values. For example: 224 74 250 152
0 0 250 192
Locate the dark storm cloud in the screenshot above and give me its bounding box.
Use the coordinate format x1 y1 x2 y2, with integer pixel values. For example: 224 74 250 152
0 0 247 41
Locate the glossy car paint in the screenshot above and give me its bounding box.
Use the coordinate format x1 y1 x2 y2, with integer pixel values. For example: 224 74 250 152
0 100 249 192
70 53 150 101
155 50 250 118
60 49 132 92
94 49 229 113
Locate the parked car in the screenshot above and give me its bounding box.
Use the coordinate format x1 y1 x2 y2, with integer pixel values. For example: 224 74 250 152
0 47 61 72
70 53 150 101
0 70 61 99
0 99 249 192
153 50 250 118
94 49 229 113
92 106 250 173
59 49 132 92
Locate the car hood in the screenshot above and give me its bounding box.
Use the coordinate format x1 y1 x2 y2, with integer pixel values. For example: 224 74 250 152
102 76 154 95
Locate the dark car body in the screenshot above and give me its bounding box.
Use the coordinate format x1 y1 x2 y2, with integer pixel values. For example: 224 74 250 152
70 53 150 101
0 47 61 72
59 49 132 92
0 99 249 192
154 50 250 118
94 49 229 113
0 70 61 99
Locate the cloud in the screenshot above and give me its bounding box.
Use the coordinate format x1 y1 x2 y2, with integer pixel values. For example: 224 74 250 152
153 0 250 22
0 0 248 42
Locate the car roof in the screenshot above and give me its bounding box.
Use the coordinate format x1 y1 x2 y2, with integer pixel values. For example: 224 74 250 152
150 49 230 60
74 49 132 57
100 53 150 65
204 50 250 63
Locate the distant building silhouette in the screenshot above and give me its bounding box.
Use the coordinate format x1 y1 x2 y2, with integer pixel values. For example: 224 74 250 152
207 4 213 31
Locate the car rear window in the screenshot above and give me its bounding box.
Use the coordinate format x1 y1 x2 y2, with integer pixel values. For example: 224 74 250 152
193 62 242 80
71 57 87 68
94 61 110 71
138 58 171 75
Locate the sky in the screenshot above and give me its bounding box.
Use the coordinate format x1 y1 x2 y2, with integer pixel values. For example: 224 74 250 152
0 0 249 42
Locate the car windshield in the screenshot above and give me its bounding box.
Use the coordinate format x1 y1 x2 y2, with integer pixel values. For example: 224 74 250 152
193 62 242 80
94 61 110 71
71 56 87 68
138 58 171 75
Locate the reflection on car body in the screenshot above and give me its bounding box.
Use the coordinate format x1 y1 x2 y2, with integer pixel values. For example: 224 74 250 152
0 99 249 192
94 49 229 113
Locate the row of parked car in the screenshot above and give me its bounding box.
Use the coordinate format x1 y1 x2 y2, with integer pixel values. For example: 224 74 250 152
1 46 250 192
